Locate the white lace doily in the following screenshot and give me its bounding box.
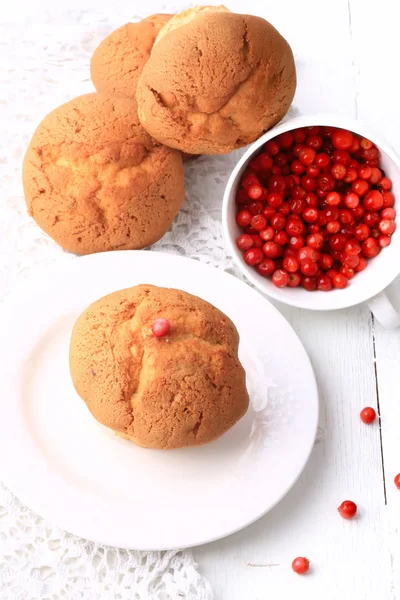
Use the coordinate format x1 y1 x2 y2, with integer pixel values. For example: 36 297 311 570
0 4 251 598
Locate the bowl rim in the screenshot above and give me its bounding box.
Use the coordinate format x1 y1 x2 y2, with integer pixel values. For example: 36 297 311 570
222 113 400 311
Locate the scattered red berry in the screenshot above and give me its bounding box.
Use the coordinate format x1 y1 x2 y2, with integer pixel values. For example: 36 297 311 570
360 407 376 424
152 318 171 338
235 127 395 291
292 557 310 575
394 474 400 490
338 500 357 519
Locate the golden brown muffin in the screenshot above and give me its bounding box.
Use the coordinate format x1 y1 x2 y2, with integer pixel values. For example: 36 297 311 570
70 285 249 449
22 93 184 254
91 14 172 98
137 10 296 155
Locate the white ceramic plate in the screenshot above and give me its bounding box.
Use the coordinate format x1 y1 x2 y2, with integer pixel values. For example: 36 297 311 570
0 251 318 550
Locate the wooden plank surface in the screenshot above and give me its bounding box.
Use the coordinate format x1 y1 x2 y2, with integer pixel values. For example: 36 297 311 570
194 0 399 598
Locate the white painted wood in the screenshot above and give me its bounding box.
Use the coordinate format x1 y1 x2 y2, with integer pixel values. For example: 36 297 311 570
193 0 399 598
3 0 399 598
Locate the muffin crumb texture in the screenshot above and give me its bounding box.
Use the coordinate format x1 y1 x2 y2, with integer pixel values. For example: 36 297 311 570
137 11 296 154
69 285 249 449
22 93 184 254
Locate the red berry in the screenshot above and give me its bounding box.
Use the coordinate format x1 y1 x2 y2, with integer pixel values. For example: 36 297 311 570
279 202 291 216
378 176 392 191
332 129 353 150
304 192 319 208
250 235 263 249
274 231 289 246
361 237 381 258
248 201 263 215
247 184 263 200
381 208 396 220
289 235 305 251
290 197 305 214
307 233 324 249
283 256 300 273
241 173 260 189
319 253 334 270
317 274 332 291
318 173 336 192
236 209 252 227
299 147 316 166
299 246 320 263
293 128 306 143
394 474 400 490
338 500 357 519
332 273 348 289
262 241 282 259
306 134 323 150
270 213 286 231
301 260 319 276
286 218 305 236
259 227 275 241
364 212 380 228
327 220 341 234
258 153 274 170
369 167 382 184
326 191 342 206
342 253 360 268
303 208 319 223
302 275 317 291
236 234 254 251
344 192 360 209
379 219 396 235
301 175 318 192
263 205 277 220
340 264 355 279
333 149 351 166
344 167 358 183
320 206 339 225
152 318 171 338
378 235 392 248
292 557 310 575
291 159 305 175
308 224 321 234
339 209 355 226
251 214 267 231
355 257 368 272
332 163 347 180
382 191 395 208
363 190 384 211
265 140 280 156
268 192 284 208
329 233 347 251
269 175 286 194
345 239 361 256
354 224 370 241
360 138 373 150
256 259 276 277
277 132 294 149
307 165 320 178
287 273 302 287
352 179 369 197
315 152 330 168
359 166 372 180
360 407 376 424
272 268 289 288
244 248 264 265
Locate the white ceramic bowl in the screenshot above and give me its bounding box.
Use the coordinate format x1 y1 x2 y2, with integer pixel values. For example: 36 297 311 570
223 114 400 327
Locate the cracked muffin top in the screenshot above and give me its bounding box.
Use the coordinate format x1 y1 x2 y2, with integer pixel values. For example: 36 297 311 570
22 93 184 254
90 14 172 98
137 10 296 155
69 284 249 449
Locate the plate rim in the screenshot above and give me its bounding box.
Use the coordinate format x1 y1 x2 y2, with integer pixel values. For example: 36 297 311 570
0 250 319 550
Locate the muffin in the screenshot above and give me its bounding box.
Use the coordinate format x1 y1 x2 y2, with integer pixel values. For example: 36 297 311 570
22 93 184 254
137 10 296 155
69 285 249 449
90 14 172 99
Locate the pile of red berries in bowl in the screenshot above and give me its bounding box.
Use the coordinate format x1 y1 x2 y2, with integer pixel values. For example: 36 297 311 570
235 126 396 291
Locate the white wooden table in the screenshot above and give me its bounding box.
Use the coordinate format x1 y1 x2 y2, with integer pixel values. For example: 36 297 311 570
3 0 400 598
192 0 400 598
